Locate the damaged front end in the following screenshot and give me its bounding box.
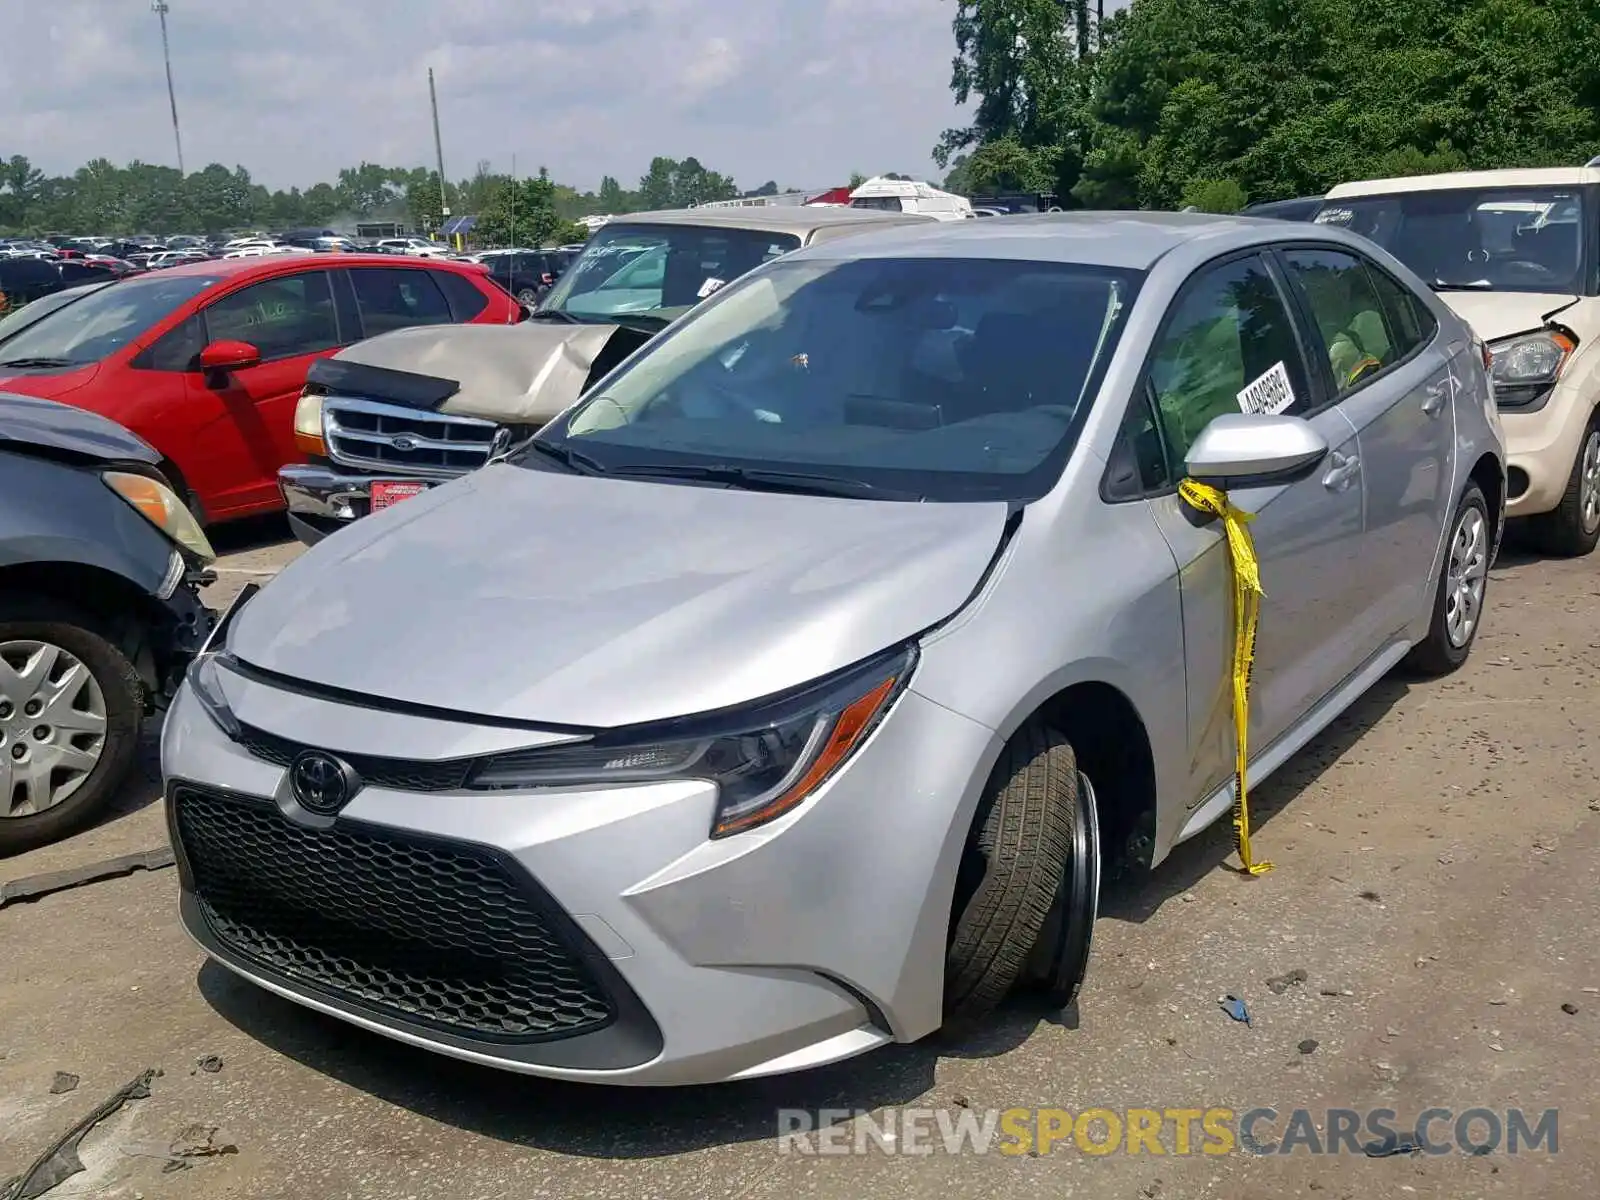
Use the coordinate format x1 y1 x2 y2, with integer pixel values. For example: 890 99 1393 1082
278 320 652 545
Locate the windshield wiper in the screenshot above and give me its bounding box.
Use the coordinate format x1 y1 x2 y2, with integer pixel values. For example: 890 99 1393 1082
607 462 922 501
526 308 582 323
0 356 76 368
1431 279 1494 291
515 438 609 475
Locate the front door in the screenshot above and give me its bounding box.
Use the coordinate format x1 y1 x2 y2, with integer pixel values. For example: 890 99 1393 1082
1275 246 1459 645
186 269 344 516
1135 252 1370 808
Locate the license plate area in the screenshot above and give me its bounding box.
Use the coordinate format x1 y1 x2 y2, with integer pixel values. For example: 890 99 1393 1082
369 481 432 512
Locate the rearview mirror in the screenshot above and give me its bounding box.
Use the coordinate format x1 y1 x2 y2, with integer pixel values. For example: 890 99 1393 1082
199 339 261 373
1184 413 1328 484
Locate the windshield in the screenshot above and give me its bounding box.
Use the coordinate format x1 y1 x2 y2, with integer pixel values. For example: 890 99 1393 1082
526 255 1140 502
0 273 218 367
539 222 801 324
849 196 906 212
1315 186 1589 293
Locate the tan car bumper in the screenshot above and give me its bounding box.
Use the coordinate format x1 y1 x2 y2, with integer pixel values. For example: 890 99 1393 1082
1503 383 1592 517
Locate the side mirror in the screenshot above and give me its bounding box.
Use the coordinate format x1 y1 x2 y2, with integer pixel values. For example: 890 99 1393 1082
1184 412 1328 485
199 339 261 374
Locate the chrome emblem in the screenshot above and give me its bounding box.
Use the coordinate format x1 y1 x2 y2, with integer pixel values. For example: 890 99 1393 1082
389 435 419 452
289 751 357 815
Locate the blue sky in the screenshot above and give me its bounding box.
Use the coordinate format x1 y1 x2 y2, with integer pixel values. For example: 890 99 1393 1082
6 0 975 194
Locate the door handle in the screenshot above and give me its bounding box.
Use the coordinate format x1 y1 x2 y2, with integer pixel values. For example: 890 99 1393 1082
1421 381 1449 416
1322 451 1361 490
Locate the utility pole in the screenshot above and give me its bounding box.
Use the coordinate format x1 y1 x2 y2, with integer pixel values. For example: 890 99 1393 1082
152 0 185 175
428 68 450 241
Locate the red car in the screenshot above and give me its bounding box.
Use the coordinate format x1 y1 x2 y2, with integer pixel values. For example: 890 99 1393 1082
0 254 520 522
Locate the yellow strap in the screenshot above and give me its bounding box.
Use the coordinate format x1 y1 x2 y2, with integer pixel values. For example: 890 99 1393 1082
1177 479 1272 876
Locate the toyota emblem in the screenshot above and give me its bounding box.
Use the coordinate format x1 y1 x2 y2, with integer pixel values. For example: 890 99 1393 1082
289 750 358 814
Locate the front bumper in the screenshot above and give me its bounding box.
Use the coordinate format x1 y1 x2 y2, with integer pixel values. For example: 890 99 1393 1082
160 671 998 1085
1500 383 1591 517
278 462 452 546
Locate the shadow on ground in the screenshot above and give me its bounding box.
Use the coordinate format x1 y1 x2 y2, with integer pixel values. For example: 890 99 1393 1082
200 960 1056 1158
207 513 293 556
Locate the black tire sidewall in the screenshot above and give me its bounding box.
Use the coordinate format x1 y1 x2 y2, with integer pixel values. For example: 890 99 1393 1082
0 601 145 854
1414 483 1490 673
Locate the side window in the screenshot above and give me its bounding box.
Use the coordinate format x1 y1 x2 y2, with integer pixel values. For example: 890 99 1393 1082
1362 261 1438 358
1104 383 1173 500
203 271 339 362
1147 255 1312 469
133 313 207 372
1280 248 1402 394
350 267 454 336
433 269 490 321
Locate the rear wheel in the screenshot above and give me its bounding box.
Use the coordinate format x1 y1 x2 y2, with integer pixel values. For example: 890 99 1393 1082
1404 482 1490 676
0 598 146 855
1527 414 1600 557
516 287 541 306
944 721 1076 1025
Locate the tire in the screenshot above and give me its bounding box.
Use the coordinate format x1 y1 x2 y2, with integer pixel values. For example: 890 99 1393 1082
0 597 146 855
1403 482 1490 677
1029 769 1102 1009
1527 413 1600 558
944 721 1076 1025
516 288 540 306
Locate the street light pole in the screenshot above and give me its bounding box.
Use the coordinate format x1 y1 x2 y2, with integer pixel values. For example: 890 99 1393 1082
152 0 185 175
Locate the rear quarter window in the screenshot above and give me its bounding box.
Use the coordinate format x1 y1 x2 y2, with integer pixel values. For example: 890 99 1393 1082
433 268 491 321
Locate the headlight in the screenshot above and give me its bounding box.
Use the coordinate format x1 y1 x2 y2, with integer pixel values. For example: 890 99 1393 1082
1489 330 1575 408
102 470 216 563
183 582 260 739
470 645 917 838
293 390 326 456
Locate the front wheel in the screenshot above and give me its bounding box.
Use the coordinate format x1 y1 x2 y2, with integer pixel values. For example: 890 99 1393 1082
0 599 146 855
1404 482 1490 676
1527 415 1600 558
944 722 1076 1025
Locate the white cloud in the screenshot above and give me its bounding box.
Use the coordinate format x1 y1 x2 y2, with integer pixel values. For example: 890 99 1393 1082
3 0 973 193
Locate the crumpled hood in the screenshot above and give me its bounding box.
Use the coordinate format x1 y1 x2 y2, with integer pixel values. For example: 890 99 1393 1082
331 321 622 424
228 463 1009 729
1435 291 1580 342
0 389 157 463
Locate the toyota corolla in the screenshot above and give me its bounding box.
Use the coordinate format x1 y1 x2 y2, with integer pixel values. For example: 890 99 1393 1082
164 213 1504 1085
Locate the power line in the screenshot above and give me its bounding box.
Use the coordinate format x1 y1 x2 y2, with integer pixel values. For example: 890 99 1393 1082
152 0 185 175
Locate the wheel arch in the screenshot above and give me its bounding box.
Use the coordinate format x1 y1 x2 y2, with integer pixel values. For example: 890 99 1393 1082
0 560 169 697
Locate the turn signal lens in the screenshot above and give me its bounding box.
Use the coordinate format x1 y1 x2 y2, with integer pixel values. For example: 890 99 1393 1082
293 390 326 456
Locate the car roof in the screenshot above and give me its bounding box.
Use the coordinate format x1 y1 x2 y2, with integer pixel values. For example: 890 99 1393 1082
602 206 931 237
154 253 486 282
1328 166 1600 198
782 209 1319 270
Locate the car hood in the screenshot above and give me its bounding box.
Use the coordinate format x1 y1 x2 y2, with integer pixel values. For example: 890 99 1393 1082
0 362 103 402
228 463 1010 728
330 321 624 425
0 389 158 463
1435 291 1581 341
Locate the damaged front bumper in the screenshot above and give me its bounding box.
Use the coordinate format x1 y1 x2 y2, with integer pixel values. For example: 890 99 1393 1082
278 461 455 546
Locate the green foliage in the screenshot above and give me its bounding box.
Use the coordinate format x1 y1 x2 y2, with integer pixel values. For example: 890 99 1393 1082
1181 178 1248 213
0 151 743 239
941 0 1600 211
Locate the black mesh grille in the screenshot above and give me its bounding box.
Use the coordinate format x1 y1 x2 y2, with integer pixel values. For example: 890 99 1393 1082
173 787 615 1041
236 724 472 792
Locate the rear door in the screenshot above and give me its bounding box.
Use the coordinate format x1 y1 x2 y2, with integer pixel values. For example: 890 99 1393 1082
1132 252 1371 805
1275 246 1456 646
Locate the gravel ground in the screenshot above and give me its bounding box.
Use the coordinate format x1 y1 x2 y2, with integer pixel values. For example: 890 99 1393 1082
1 522 1595 1200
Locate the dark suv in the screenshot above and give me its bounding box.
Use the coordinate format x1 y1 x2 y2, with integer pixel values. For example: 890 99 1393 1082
0 258 67 313
484 250 573 306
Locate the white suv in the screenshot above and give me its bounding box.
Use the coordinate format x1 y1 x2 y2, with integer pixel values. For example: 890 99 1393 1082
1319 165 1600 554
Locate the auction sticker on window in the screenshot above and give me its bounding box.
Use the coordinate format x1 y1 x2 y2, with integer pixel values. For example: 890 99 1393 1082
697 277 726 299
1237 361 1296 415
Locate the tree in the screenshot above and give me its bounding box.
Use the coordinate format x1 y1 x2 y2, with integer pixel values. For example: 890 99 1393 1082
597 175 629 212
476 167 565 247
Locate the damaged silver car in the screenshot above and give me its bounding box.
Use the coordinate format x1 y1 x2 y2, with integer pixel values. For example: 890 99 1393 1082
278 206 929 545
